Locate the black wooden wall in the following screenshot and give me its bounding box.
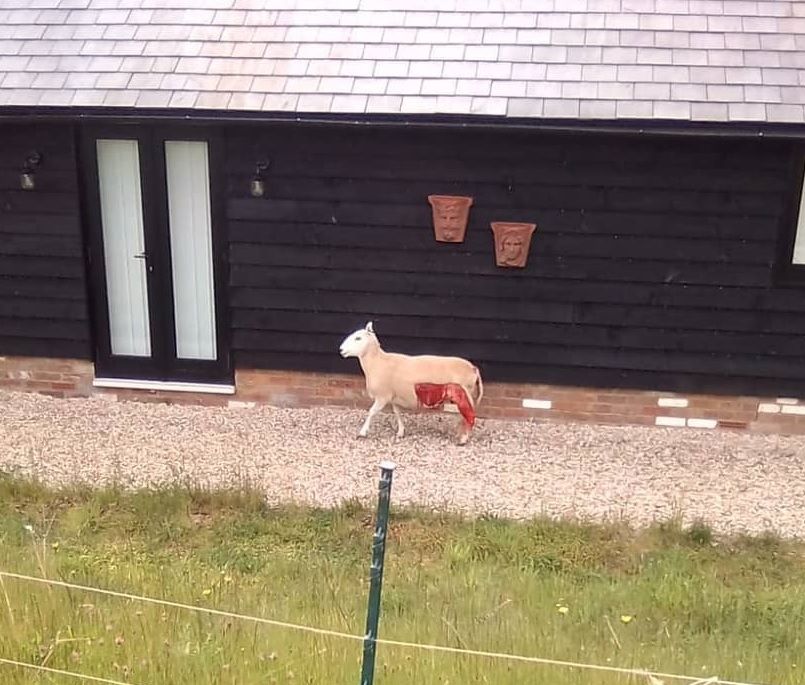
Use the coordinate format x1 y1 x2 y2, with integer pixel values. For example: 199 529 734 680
225 123 805 397
1 118 802 399
0 123 90 359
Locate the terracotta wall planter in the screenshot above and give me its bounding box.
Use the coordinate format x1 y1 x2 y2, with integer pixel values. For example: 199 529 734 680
490 222 537 268
427 194 473 243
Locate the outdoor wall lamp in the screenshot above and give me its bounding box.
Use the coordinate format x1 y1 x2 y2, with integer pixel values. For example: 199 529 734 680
250 160 269 198
20 151 43 191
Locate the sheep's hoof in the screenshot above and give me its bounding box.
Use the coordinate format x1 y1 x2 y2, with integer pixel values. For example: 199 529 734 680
356 431 368 439
457 434 470 446
396 429 405 439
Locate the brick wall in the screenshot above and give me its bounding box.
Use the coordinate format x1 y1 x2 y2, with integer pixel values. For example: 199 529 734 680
0 356 93 397
235 368 805 435
2 355 805 435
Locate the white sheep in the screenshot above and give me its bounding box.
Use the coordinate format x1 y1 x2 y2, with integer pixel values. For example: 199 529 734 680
338 321 484 444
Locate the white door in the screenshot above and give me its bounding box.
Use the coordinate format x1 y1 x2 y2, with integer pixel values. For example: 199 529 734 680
86 128 230 384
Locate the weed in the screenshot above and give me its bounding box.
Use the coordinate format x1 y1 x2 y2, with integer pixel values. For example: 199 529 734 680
0 475 803 684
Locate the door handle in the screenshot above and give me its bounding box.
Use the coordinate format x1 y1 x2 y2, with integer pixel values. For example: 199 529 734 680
133 252 153 272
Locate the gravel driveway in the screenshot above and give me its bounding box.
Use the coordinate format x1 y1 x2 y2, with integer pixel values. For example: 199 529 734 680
2 389 804 540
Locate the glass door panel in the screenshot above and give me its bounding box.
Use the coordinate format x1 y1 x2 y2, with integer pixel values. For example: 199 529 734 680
95 139 152 358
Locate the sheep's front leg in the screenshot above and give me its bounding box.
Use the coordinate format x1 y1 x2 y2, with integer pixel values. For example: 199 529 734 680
392 404 405 438
358 398 387 438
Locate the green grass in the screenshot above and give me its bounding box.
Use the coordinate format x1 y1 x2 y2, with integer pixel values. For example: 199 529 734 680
0 472 804 685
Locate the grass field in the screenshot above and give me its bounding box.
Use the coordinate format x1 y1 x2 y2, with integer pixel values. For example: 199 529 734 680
0 471 803 685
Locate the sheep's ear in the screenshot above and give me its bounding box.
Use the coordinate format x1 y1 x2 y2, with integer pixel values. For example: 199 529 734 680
365 321 374 334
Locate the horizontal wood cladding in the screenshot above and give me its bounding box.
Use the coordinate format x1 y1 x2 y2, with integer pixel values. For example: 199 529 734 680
225 122 800 397
0 123 90 359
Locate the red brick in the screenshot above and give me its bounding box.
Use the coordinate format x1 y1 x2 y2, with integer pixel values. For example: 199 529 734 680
4 354 805 436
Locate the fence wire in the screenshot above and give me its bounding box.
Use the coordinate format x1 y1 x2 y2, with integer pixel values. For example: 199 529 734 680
0 570 771 685
0 656 139 684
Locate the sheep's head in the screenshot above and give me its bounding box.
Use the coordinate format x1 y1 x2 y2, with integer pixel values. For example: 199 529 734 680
339 321 377 359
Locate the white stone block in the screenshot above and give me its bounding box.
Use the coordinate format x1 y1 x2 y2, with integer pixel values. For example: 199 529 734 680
655 416 685 427
758 403 781 414
687 418 717 429
522 399 552 410
658 397 689 408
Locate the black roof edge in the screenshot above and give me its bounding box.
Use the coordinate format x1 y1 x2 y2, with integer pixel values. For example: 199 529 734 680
1 104 805 140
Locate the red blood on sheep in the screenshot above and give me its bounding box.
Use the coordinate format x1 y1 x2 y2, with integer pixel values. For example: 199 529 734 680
414 382 476 429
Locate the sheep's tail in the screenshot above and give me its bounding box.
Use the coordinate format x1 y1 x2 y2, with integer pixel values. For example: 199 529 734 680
473 366 484 406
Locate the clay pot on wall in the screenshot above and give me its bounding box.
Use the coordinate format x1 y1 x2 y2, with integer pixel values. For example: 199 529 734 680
490 222 537 268
427 195 473 243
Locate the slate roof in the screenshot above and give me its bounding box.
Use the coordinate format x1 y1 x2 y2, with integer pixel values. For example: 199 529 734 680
1 0 804 124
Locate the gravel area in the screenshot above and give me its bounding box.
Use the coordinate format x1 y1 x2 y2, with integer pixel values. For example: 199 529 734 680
1 389 805 540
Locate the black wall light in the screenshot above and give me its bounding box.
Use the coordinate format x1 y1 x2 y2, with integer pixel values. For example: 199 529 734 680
20 151 43 191
250 160 269 198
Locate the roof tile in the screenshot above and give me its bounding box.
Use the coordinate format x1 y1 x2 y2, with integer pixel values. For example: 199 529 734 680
128 72 163 89
410 60 442 77
39 88 77 105
580 98 618 117
353 77 388 94
0 1 802 124
435 94 474 113
526 81 562 98
134 90 173 107
511 62 546 79
744 84 781 102
306 59 342 76
605 13 640 30
766 103 805 121
760 34 797 51
386 78 422 95
168 90 199 108
619 30 655 48
671 48 708 65
339 60 375 77
780 86 805 104
654 100 692 117
456 78 492 96
73 89 110 107
584 29 623 46
95 72 131 88
366 94 403 111
469 96 507 115
507 97 544 116
195 91 233 109
431 44 465 60
550 29 586 45
567 46 604 62
691 101 729 119
544 97 580 117
330 93 368 112
727 102 767 120
490 79 526 97
761 67 800 85
477 61 511 79
229 91 265 109
616 99 655 117
571 13 606 29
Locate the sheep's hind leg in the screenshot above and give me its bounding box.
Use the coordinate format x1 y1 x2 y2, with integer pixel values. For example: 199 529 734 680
392 404 405 438
358 398 388 438
457 423 470 446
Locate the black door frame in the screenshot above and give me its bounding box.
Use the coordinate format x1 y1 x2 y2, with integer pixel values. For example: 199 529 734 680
80 123 233 385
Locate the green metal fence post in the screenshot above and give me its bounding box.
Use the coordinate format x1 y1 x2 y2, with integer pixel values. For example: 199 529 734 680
359 460 396 685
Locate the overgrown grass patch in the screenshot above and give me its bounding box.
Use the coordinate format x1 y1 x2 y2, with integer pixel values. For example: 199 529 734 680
0 472 803 684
